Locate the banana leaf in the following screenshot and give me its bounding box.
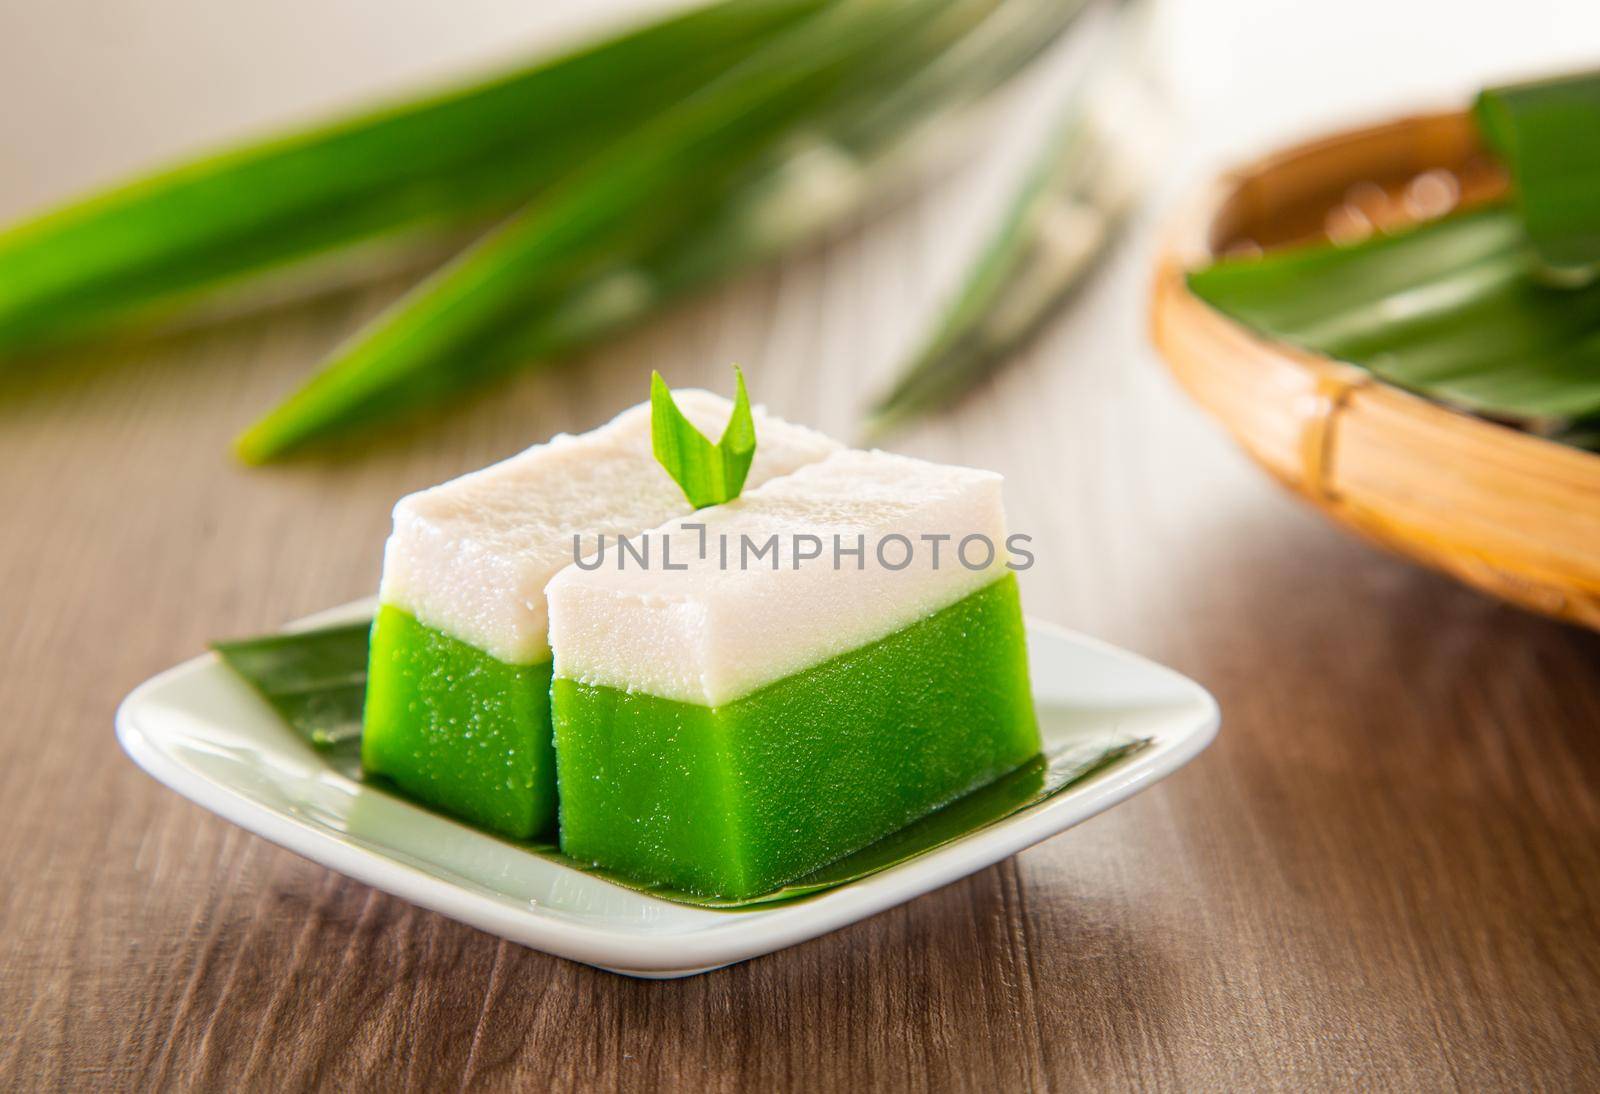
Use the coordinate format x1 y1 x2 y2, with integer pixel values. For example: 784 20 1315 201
214 614 1144 910
1187 206 1600 434
237 0 1095 462
1476 69 1600 285
0 0 824 357
213 621 370 748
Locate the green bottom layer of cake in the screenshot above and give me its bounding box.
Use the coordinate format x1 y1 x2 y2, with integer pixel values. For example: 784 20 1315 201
552 573 1040 899
362 605 556 839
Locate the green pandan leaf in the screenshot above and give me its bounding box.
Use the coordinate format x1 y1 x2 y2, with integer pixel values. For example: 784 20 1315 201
1477 69 1600 284
213 621 370 749
651 366 756 508
214 615 1145 910
1188 206 1600 431
0 0 825 358
233 0 1094 462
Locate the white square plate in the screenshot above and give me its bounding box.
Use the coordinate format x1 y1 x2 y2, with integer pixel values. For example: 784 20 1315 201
116 602 1218 978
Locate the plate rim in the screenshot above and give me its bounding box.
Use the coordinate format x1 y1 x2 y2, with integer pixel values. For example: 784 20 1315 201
116 611 1219 976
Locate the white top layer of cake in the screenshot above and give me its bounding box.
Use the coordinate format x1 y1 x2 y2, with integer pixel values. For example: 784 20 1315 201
379 391 841 664
546 449 1012 705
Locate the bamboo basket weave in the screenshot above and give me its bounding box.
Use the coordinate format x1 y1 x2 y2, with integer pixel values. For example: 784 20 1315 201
1150 110 1600 631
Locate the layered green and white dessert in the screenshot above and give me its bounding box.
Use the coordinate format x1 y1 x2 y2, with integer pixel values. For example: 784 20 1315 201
546 449 1040 898
361 392 839 839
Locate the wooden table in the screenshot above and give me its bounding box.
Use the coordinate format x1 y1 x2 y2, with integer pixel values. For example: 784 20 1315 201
3 5 1599 1090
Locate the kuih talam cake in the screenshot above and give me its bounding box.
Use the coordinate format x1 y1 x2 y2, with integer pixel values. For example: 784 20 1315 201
361 393 839 839
546 449 1040 898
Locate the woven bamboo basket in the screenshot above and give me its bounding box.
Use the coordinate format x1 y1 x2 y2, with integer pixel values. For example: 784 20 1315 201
1150 109 1600 631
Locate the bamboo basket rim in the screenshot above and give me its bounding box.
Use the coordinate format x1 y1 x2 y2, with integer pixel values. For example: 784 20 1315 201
1149 108 1600 631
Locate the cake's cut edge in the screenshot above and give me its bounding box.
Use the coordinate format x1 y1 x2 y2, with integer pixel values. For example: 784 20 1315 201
362 604 556 840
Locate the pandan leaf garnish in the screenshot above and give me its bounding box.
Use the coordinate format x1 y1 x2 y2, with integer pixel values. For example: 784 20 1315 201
650 366 756 509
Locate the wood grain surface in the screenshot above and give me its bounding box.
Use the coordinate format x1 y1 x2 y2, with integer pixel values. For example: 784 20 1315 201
3 4 1600 1091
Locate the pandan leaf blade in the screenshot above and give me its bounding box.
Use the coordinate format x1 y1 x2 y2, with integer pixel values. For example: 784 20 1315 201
1188 206 1600 432
716 365 758 499
236 0 1091 462
0 0 825 357
1476 69 1600 285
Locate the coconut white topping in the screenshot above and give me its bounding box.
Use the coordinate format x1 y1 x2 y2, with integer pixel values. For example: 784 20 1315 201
546 449 1012 705
378 391 840 664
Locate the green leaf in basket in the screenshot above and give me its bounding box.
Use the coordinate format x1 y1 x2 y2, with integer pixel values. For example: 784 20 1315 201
234 0 1093 462
1187 206 1600 432
213 620 371 749
0 0 824 358
215 615 1147 910
651 366 756 508
1476 69 1600 285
